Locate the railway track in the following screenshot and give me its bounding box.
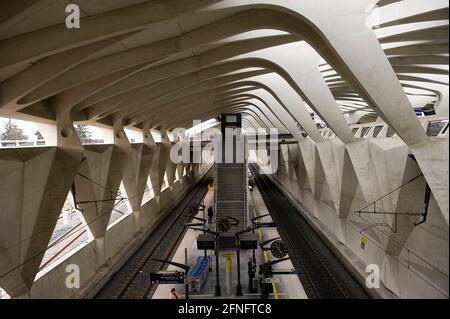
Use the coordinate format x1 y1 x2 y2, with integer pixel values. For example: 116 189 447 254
249 164 370 299
95 169 213 299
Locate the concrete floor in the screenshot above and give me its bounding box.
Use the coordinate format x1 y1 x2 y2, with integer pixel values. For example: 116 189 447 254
152 185 307 299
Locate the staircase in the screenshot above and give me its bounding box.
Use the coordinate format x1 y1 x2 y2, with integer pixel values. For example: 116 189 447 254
214 163 247 233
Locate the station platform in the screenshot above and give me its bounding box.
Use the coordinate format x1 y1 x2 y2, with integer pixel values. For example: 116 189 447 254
152 184 307 299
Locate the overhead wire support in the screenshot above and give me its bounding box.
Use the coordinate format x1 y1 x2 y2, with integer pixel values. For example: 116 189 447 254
356 173 427 233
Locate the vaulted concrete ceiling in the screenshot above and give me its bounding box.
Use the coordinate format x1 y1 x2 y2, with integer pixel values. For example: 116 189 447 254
0 0 448 144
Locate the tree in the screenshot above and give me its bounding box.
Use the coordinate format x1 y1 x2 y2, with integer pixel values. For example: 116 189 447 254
1 119 28 140
34 130 44 140
75 125 92 139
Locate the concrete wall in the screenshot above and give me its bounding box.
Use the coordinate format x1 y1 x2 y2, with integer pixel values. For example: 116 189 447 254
265 131 449 299
27 164 210 299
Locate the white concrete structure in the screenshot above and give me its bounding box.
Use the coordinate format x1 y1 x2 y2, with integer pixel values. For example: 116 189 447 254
0 0 448 299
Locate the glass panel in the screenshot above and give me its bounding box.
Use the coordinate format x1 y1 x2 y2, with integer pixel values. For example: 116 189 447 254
75 125 104 145
225 115 237 123
426 120 448 136
374 126 383 137
161 172 169 191
0 287 10 299
361 127 370 137
387 127 396 137
107 182 131 226
141 176 155 205
39 193 91 272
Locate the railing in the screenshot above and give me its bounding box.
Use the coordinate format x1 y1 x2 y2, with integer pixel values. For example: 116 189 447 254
0 139 45 147
80 138 105 145
317 114 449 140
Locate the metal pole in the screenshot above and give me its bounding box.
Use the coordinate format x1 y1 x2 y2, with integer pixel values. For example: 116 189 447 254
235 235 243 296
214 235 221 296
203 204 206 232
185 248 189 300
225 256 232 295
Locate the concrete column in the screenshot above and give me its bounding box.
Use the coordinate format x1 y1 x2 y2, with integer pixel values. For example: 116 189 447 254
0 106 83 297
112 120 140 232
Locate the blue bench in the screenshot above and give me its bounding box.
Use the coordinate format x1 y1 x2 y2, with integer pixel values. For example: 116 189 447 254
188 256 209 291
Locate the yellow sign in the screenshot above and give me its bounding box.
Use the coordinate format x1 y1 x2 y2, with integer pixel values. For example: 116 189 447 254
225 257 232 273
360 236 367 250
223 253 235 258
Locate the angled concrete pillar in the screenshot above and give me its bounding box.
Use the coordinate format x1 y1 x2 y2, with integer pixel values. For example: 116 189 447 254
338 148 359 219
296 140 326 220
386 156 426 256
74 143 122 239
346 140 380 208
133 127 156 201
313 147 327 220
315 140 342 214
366 138 410 214
165 141 178 187
149 143 162 197
112 120 140 231
287 143 306 202
0 106 83 297
276 146 288 183
411 140 449 224
381 254 401 296
159 130 172 188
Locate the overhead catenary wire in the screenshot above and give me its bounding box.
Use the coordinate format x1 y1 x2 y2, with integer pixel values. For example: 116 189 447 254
356 173 425 214
250 163 368 298
0 167 182 256
306 183 449 297
289 174 448 281
0 168 196 279
257 163 449 297
0 165 206 296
